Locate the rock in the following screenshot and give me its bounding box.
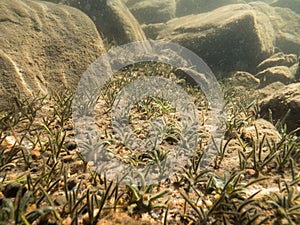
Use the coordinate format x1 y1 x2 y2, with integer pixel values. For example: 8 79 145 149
47 0 149 47
54 194 67 206
0 0 105 110
255 66 293 87
142 23 168 39
271 0 300 15
256 81 285 98
245 0 276 3
30 149 41 160
260 83 300 132
82 209 100 225
249 2 300 54
105 0 150 47
294 56 300 81
96 212 147 225
3 182 26 198
226 71 260 88
67 179 77 191
256 52 297 72
126 0 176 24
241 119 281 144
158 4 275 73
175 0 246 17
64 140 77 151
172 68 209 87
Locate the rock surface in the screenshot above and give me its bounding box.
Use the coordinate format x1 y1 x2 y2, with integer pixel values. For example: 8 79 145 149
271 0 300 15
255 66 293 87
158 4 275 73
47 0 149 46
249 2 300 54
260 83 300 132
256 81 285 98
241 118 281 144
126 0 176 24
226 71 260 88
0 0 105 109
158 2 300 74
295 58 300 81
175 0 246 17
142 23 168 39
256 52 297 72
3 182 26 198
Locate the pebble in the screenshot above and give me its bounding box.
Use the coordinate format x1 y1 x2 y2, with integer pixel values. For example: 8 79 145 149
4 182 26 198
64 140 77 151
30 149 41 159
67 179 77 191
54 194 67 206
3 136 17 147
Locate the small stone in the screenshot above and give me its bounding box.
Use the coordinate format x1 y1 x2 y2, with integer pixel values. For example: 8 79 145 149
64 140 77 151
82 209 99 225
3 136 17 147
30 149 41 159
67 179 77 191
205 199 213 207
62 216 72 225
54 194 67 206
63 155 74 163
245 169 256 176
4 183 26 198
214 194 221 201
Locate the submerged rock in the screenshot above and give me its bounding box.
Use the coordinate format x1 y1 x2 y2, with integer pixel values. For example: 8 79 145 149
158 4 275 73
3 182 27 198
249 2 300 54
256 52 297 72
241 118 281 144
126 0 176 24
256 81 285 98
175 0 246 17
260 83 300 133
271 0 300 15
295 57 300 81
158 2 300 74
0 0 105 109
255 66 293 87
46 0 149 46
226 71 260 88
142 23 168 39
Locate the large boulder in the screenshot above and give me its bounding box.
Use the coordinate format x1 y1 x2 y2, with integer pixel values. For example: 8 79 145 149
47 0 149 47
260 83 300 132
158 4 275 73
0 0 105 109
249 2 300 54
245 0 276 3
271 0 300 15
175 0 246 17
125 0 176 24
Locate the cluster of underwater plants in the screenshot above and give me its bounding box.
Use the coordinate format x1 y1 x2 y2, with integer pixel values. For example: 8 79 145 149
0 62 299 224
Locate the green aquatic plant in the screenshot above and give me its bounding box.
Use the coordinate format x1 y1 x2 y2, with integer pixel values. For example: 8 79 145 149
125 173 170 216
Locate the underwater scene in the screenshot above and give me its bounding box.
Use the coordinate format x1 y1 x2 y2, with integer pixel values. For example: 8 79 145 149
1 0 300 224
